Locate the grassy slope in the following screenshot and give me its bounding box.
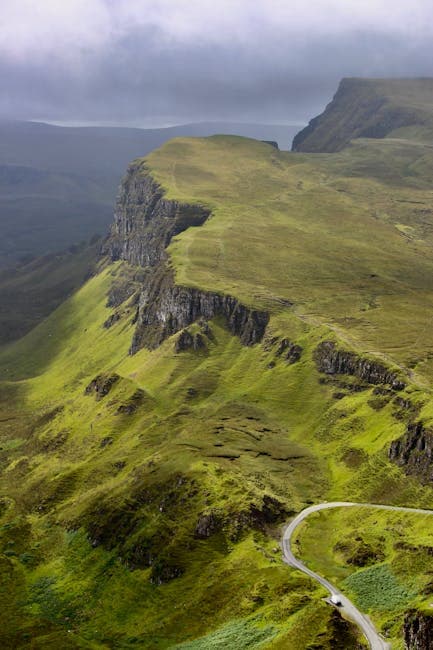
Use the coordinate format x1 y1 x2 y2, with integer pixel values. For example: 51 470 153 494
292 77 433 152
0 267 339 649
0 240 99 344
148 135 433 382
2 128 433 647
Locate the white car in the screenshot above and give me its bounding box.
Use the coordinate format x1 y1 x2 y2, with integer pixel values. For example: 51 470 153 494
331 594 342 606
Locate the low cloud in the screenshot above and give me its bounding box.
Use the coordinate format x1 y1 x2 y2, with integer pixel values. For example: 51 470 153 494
1 0 433 125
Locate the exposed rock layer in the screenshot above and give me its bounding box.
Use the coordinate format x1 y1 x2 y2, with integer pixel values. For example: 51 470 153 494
389 421 433 482
314 341 405 389
403 610 433 649
131 268 269 352
313 338 433 483
85 374 120 400
104 164 210 267
103 162 269 352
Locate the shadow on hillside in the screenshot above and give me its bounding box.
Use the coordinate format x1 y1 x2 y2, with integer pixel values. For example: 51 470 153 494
0 282 102 383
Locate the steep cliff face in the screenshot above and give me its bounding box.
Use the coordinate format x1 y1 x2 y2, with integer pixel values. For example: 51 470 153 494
389 421 433 482
104 162 210 267
130 268 269 352
314 341 405 389
292 78 429 152
403 610 433 649
103 161 269 352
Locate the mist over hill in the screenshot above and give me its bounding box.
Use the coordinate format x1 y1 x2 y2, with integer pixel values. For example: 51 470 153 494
0 120 299 268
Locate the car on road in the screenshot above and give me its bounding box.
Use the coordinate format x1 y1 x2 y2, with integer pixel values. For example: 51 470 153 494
331 594 342 606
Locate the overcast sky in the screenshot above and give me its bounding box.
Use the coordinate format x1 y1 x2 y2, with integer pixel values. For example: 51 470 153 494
1 0 433 127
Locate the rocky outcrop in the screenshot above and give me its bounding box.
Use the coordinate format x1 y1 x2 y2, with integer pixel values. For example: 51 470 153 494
225 496 290 542
314 341 405 390
292 77 428 153
403 610 433 649
103 162 210 267
130 268 269 352
389 421 433 482
103 163 269 353
275 338 303 364
85 374 120 400
116 389 146 415
175 329 207 353
103 312 121 329
194 512 222 539
261 140 279 149
262 335 302 364
106 269 144 308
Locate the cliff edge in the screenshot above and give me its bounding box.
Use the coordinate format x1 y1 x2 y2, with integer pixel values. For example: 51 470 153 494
292 77 433 152
102 160 269 352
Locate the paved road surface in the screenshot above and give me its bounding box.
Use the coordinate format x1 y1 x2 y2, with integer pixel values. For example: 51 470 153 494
282 501 433 649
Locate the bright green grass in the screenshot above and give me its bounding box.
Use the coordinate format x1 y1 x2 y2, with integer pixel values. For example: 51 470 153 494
295 507 433 647
0 260 416 647
142 134 433 383
3 123 433 647
0 263 432 648
0 268 334 647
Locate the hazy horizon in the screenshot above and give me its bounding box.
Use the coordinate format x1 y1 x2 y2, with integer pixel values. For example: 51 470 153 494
2 1 433 126
18 118 307 130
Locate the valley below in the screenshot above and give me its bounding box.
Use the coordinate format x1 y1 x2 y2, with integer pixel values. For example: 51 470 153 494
3 78 433 649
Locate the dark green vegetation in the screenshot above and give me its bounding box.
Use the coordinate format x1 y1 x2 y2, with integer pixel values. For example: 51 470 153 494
0 239 99 344
2 79 433 648
0 120 298 268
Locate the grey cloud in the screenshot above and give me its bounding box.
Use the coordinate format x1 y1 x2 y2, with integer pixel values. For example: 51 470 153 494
1 1 433 125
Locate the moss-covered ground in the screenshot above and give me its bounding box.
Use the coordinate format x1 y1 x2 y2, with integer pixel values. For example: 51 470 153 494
2 126 433 647
295 506 433 647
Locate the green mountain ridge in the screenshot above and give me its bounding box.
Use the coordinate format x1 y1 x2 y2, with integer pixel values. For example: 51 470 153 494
292 77 433 152
2 79 433 648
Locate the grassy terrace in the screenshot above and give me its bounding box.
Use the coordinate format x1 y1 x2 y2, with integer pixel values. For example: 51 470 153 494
147 134 433 381
2 128 433 647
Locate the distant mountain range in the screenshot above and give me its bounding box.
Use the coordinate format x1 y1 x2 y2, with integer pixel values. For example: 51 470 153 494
0 120 300 267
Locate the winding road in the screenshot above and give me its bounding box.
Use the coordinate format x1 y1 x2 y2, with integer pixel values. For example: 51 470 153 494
282 502 433 650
